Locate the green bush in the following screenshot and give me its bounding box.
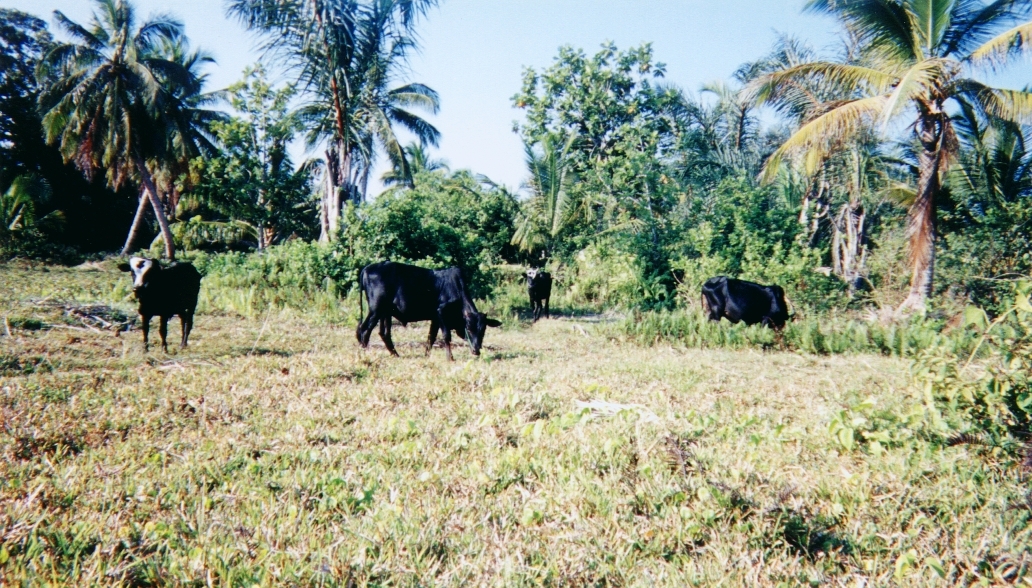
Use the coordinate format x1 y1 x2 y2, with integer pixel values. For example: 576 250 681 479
187 241 359 320
339 170 522 299
914 281 1032 448
667 177 850 316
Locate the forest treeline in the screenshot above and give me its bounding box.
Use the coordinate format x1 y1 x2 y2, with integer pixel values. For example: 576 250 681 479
3 0 1032 319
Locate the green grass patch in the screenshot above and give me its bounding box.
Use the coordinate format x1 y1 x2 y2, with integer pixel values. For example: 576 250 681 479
1 263 1030 585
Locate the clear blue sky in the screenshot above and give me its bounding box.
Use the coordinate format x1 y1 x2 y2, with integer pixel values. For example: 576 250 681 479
3 0 1030 194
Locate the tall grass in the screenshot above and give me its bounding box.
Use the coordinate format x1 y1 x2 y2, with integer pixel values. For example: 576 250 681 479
614 309 978 357
186 242 360 322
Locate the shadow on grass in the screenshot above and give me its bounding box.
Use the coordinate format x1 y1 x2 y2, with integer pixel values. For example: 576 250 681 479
769 507 853 560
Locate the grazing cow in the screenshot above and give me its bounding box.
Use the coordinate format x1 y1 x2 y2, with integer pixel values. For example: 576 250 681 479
118 257 202 351
701 276 789 329
356 261 501 360
525 268 553 322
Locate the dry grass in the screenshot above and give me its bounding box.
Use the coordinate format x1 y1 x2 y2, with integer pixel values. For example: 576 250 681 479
1 262 1030 586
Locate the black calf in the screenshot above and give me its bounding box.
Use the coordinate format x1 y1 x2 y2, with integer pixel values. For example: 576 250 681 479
525 269 553 322
118 257 201 351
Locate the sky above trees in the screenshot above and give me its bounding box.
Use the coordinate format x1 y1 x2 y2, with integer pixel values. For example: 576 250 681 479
5 0 1029 194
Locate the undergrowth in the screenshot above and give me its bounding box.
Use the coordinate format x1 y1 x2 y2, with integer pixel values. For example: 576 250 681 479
612 308 979 357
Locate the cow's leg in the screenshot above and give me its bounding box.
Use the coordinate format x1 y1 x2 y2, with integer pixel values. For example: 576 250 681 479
180 311 193 348
436 306 454 361
426 320 439 356
141 314 151 351
159 316 169 353
544 296 550 319
441 327 454 361
356 308 378 348
379 317 399 357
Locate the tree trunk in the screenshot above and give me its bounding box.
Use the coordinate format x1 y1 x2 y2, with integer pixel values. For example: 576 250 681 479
832 200 866 293
134 155 176 260
898 116 943 315
121 188 150 255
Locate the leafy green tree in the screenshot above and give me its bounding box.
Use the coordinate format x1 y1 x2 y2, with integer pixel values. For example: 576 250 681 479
938 109 1032 309
343 168 520 298
0 10 51 187
752 0 1032 312
513 43 683 262
185 66 315 250
37 0 196 259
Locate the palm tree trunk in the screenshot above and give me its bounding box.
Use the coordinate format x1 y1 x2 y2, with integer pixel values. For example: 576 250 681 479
121 188 150 255
898 119 942 315
134 155 176 260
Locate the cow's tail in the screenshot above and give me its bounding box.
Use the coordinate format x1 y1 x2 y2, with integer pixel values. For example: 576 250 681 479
357 268 366 320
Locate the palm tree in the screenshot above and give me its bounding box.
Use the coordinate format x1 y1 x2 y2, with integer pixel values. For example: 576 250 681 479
381 142 449 187
122 38 225 254
37 0 193 259
228 0 439 242
512 134 578 256
751 0 1032 312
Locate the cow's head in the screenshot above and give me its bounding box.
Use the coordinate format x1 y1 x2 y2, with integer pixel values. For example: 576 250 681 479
463 311 502 356
526 268 540 282
118 257 156 294
767 285 790 329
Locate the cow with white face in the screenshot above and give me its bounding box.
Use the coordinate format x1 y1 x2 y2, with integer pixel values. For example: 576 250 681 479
118 257 202 352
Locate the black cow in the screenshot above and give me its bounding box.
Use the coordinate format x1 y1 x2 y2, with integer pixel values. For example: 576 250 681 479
525 268 552 321
118 256 202 351
356 261 501 360
701 276 789 329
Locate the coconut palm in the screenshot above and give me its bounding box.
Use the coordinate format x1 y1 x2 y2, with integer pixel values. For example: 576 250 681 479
227 0 439 242
122 38 226 254
296 0 440 227
512 134 579 256
37 0 194 259
751 0 1032 312
381 142 449 187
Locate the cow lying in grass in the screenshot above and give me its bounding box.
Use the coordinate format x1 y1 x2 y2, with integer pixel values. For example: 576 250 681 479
701 276 789 329
356 261 501 360
118 257 201 352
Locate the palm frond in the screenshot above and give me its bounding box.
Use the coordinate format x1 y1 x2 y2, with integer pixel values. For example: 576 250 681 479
746 61 898 106
880 58 949 128
969 18 1032 65
761 95 889 182
805 0 922 61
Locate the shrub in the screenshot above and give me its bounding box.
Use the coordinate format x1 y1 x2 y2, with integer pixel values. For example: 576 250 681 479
914 281 1032 448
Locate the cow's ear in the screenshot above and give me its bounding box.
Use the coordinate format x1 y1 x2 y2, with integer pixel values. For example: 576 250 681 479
485 318 502 328
117 263 131 272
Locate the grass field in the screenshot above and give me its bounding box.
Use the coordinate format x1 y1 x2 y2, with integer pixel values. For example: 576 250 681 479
1 262 1030 586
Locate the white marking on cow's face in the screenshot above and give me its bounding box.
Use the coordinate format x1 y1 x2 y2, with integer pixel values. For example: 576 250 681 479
526 268 539 281
128 257 154 290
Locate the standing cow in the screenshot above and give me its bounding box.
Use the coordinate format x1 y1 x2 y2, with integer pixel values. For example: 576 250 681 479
525 268 552 321
356 261 501 360
701 276 789 329
118 257 202 351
